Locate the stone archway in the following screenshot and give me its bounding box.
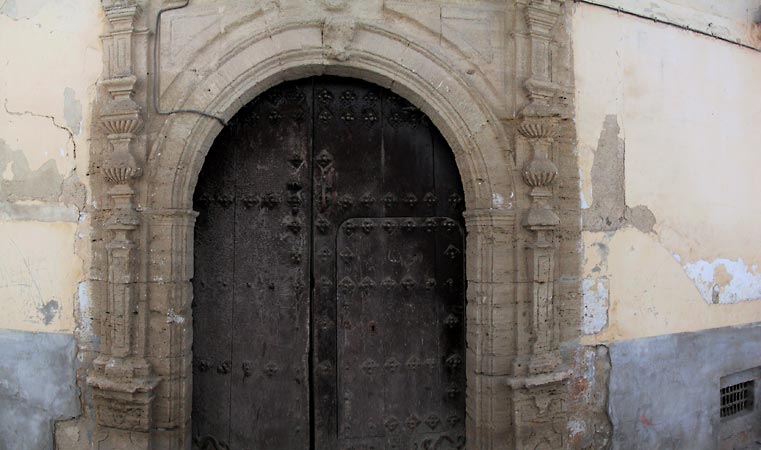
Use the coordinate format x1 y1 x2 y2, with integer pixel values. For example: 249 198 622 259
87 1 576 449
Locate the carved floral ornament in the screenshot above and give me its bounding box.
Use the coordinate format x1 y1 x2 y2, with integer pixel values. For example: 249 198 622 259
85 0 576 449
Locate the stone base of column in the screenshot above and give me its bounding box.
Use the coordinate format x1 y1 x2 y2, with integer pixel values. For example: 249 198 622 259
506 369 570 450
87 368 159 435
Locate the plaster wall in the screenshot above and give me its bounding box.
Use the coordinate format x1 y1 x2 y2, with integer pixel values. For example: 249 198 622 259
570 3 761 448
574 3 761 344
0 0 102 447
0 0 100 334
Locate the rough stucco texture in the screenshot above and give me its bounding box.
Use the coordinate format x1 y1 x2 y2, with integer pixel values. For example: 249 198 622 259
0 329 79 450
607 323 761 450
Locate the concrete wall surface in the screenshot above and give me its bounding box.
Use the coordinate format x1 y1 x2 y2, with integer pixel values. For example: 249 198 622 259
0 329 79 450
608 324 761 450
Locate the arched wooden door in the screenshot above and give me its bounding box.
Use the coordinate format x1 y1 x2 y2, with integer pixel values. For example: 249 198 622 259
192 77 466 450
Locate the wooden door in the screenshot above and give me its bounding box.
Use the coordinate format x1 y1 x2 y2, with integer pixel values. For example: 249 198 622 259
192 77 465 450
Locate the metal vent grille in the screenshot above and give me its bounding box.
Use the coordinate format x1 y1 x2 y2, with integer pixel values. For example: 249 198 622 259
720 380 754 418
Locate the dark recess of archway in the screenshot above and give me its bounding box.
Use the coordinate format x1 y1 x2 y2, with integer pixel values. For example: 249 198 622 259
192 76 466 450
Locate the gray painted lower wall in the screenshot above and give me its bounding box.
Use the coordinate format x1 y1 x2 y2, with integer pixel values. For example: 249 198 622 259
0 329 78 450
608 323 761 450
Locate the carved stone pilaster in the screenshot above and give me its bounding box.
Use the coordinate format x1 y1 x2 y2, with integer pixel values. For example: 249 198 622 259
519 117 561 374
87 1 157 447
512 0 570 448
463 209 517 449
518 0 566 371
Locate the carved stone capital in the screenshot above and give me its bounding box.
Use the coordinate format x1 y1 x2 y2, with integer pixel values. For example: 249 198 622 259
101 76 142 136
522 78 564 117
103 1 140 31
525 0 563 40
463 208 515 231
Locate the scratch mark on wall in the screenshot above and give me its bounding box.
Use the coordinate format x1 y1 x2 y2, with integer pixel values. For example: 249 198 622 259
9 239 44 306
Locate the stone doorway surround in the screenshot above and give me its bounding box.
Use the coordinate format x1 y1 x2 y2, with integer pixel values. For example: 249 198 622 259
87 1 579 449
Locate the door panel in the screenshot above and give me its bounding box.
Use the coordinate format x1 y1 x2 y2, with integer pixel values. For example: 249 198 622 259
193 76 465 450
336 217 465 450
193 82 313 450
228 85 313 449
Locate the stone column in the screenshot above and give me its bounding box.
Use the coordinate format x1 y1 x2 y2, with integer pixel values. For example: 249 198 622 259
87 2 158 448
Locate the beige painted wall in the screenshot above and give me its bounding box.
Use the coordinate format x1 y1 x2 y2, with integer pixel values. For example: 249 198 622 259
574 3 761 343
0 0 102 334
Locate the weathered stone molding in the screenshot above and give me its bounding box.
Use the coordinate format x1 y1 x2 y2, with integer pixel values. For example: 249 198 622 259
83 1 579 449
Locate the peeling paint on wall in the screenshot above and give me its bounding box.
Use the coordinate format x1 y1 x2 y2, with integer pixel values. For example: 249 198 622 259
0 137 85 222
582 277 609 334
568 345 612 449
0 138 64 202
681 257 761 304
581 115 656 234
75 281 91 338
62 87 82 136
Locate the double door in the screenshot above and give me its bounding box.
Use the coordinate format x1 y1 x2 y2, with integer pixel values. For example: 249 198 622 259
192 77 466 450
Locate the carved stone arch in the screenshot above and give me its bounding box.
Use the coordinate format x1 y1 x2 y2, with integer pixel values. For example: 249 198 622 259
146 20 514 212
90 2 574 449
